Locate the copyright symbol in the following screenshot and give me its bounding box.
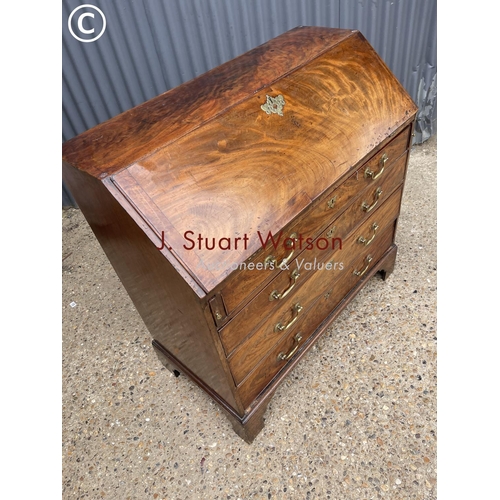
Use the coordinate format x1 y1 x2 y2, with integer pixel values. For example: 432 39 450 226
68 4 106 43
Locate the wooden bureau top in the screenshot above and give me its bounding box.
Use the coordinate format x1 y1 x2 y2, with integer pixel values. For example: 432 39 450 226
63 27 417 296
62 26 356 178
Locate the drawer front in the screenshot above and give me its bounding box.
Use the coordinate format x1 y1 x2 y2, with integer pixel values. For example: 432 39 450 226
219 151 407 356
237 223 396 408
220 125 411 316
228 188 403 385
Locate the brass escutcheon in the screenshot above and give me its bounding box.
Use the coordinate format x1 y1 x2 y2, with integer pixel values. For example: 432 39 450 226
327 196 338 209
326 226 336 239
261 94 286 116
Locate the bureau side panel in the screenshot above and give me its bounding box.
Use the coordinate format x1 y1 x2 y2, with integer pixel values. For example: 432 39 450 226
62 162 242 413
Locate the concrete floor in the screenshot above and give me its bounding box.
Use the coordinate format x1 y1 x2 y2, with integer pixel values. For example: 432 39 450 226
62 136 437 499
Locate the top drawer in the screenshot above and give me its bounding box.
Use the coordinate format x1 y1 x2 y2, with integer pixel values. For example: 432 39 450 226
219 125 411 315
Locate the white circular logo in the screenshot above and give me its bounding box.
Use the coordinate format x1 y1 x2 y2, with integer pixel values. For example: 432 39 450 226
68 4 106 43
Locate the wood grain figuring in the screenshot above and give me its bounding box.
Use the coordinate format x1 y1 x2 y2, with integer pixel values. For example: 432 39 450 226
62 27 356 178
62 161 243 414
112 35 415 293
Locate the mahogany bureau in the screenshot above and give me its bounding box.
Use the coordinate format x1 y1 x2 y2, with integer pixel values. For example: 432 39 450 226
62 27 418 443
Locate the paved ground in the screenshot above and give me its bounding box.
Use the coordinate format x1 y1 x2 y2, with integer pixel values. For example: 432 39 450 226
62 135 437 499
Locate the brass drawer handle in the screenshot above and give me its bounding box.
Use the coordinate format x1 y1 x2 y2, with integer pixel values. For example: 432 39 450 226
275 302 303 332
277 332 303 361
269 269 300 301
361 187 382 212
365 153 388 180
353 255 373 277
265 233 299 269
358 223 379 246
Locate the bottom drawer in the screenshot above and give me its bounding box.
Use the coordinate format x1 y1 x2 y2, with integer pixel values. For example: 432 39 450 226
237 223 396 409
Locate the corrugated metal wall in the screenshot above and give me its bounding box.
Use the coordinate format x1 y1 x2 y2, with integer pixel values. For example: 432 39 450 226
62 0 437 206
